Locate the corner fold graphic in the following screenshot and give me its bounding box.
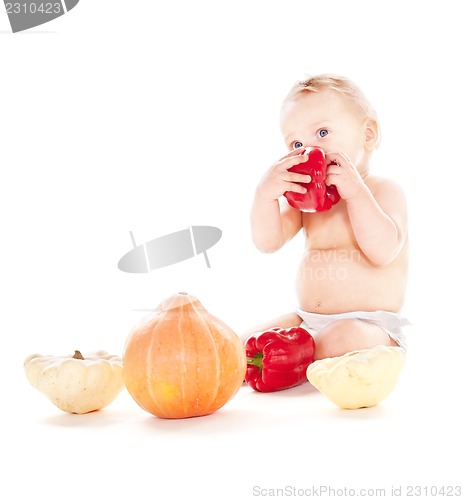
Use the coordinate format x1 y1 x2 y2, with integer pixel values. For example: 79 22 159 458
63 0 79 10
5 0 80 33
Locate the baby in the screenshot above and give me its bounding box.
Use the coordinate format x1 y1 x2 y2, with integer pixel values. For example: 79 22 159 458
243 74 409 360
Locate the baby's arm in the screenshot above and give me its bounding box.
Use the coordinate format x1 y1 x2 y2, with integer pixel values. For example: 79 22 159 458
345 179 407 266
251 148 310 252
326 152 407 266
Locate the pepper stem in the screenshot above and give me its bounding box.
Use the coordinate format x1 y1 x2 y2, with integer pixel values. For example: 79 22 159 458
73 350 84 360
246 352 263 371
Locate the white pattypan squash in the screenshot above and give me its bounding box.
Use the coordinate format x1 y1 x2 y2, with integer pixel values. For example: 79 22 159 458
306 345 406 409
24 350 124 414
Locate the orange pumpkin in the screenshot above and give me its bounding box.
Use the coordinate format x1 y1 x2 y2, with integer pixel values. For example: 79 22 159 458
123 292 246 419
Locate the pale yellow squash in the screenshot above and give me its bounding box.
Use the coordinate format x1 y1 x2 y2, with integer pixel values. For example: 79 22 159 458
306 345 406 409
24 350 124 414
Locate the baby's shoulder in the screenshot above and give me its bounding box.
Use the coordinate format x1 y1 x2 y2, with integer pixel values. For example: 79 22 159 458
365 176 408 216
365 175 406 197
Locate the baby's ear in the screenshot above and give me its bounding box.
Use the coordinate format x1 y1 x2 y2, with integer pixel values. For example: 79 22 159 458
364 119 380 150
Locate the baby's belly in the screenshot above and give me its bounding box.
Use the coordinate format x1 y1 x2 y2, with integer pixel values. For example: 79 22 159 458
296 247 407 313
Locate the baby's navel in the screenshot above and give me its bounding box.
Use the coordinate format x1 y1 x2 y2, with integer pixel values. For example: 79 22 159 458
315 301 323 309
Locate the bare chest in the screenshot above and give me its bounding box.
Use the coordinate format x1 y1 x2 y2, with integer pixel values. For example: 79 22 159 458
302 201 357 250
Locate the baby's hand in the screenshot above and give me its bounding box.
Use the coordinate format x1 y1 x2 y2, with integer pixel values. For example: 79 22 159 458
257 148 312 202
325 152 365 200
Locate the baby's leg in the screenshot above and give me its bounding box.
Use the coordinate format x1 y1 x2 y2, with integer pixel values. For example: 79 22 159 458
311 319 399 361
240 312 302 344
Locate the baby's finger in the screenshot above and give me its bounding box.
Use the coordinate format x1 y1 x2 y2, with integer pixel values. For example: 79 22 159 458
279 153 309 171
286 172 312 184
325 151 351 167
285 181 307 194
326 163 343 176
278 147 306 161
325 165 342 187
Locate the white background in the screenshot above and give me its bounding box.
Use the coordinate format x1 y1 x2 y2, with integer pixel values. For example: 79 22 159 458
1 1 462 499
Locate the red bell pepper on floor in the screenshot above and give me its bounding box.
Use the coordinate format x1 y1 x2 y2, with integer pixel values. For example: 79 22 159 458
284 147 341 212
245 327 316 392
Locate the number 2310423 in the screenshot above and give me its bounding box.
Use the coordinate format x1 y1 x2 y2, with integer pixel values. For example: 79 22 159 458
5 3 63 14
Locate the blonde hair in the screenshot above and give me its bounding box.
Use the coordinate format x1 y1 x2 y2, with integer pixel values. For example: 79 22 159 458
284 74 381 147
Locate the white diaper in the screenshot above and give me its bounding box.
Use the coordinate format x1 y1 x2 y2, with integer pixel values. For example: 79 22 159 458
296 308 411 351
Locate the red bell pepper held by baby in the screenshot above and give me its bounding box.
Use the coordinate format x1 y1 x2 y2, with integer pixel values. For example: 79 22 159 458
245 327 316 392
284 147 341 212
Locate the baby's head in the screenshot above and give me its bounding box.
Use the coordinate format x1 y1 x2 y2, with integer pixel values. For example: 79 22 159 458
280 74 380 170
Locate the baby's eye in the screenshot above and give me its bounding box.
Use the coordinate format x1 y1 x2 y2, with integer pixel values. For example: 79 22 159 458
293 141 304 149
317 129 329 138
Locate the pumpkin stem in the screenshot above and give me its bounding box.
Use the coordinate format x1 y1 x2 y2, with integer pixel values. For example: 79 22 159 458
246 352 263 371
73 350 85 360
